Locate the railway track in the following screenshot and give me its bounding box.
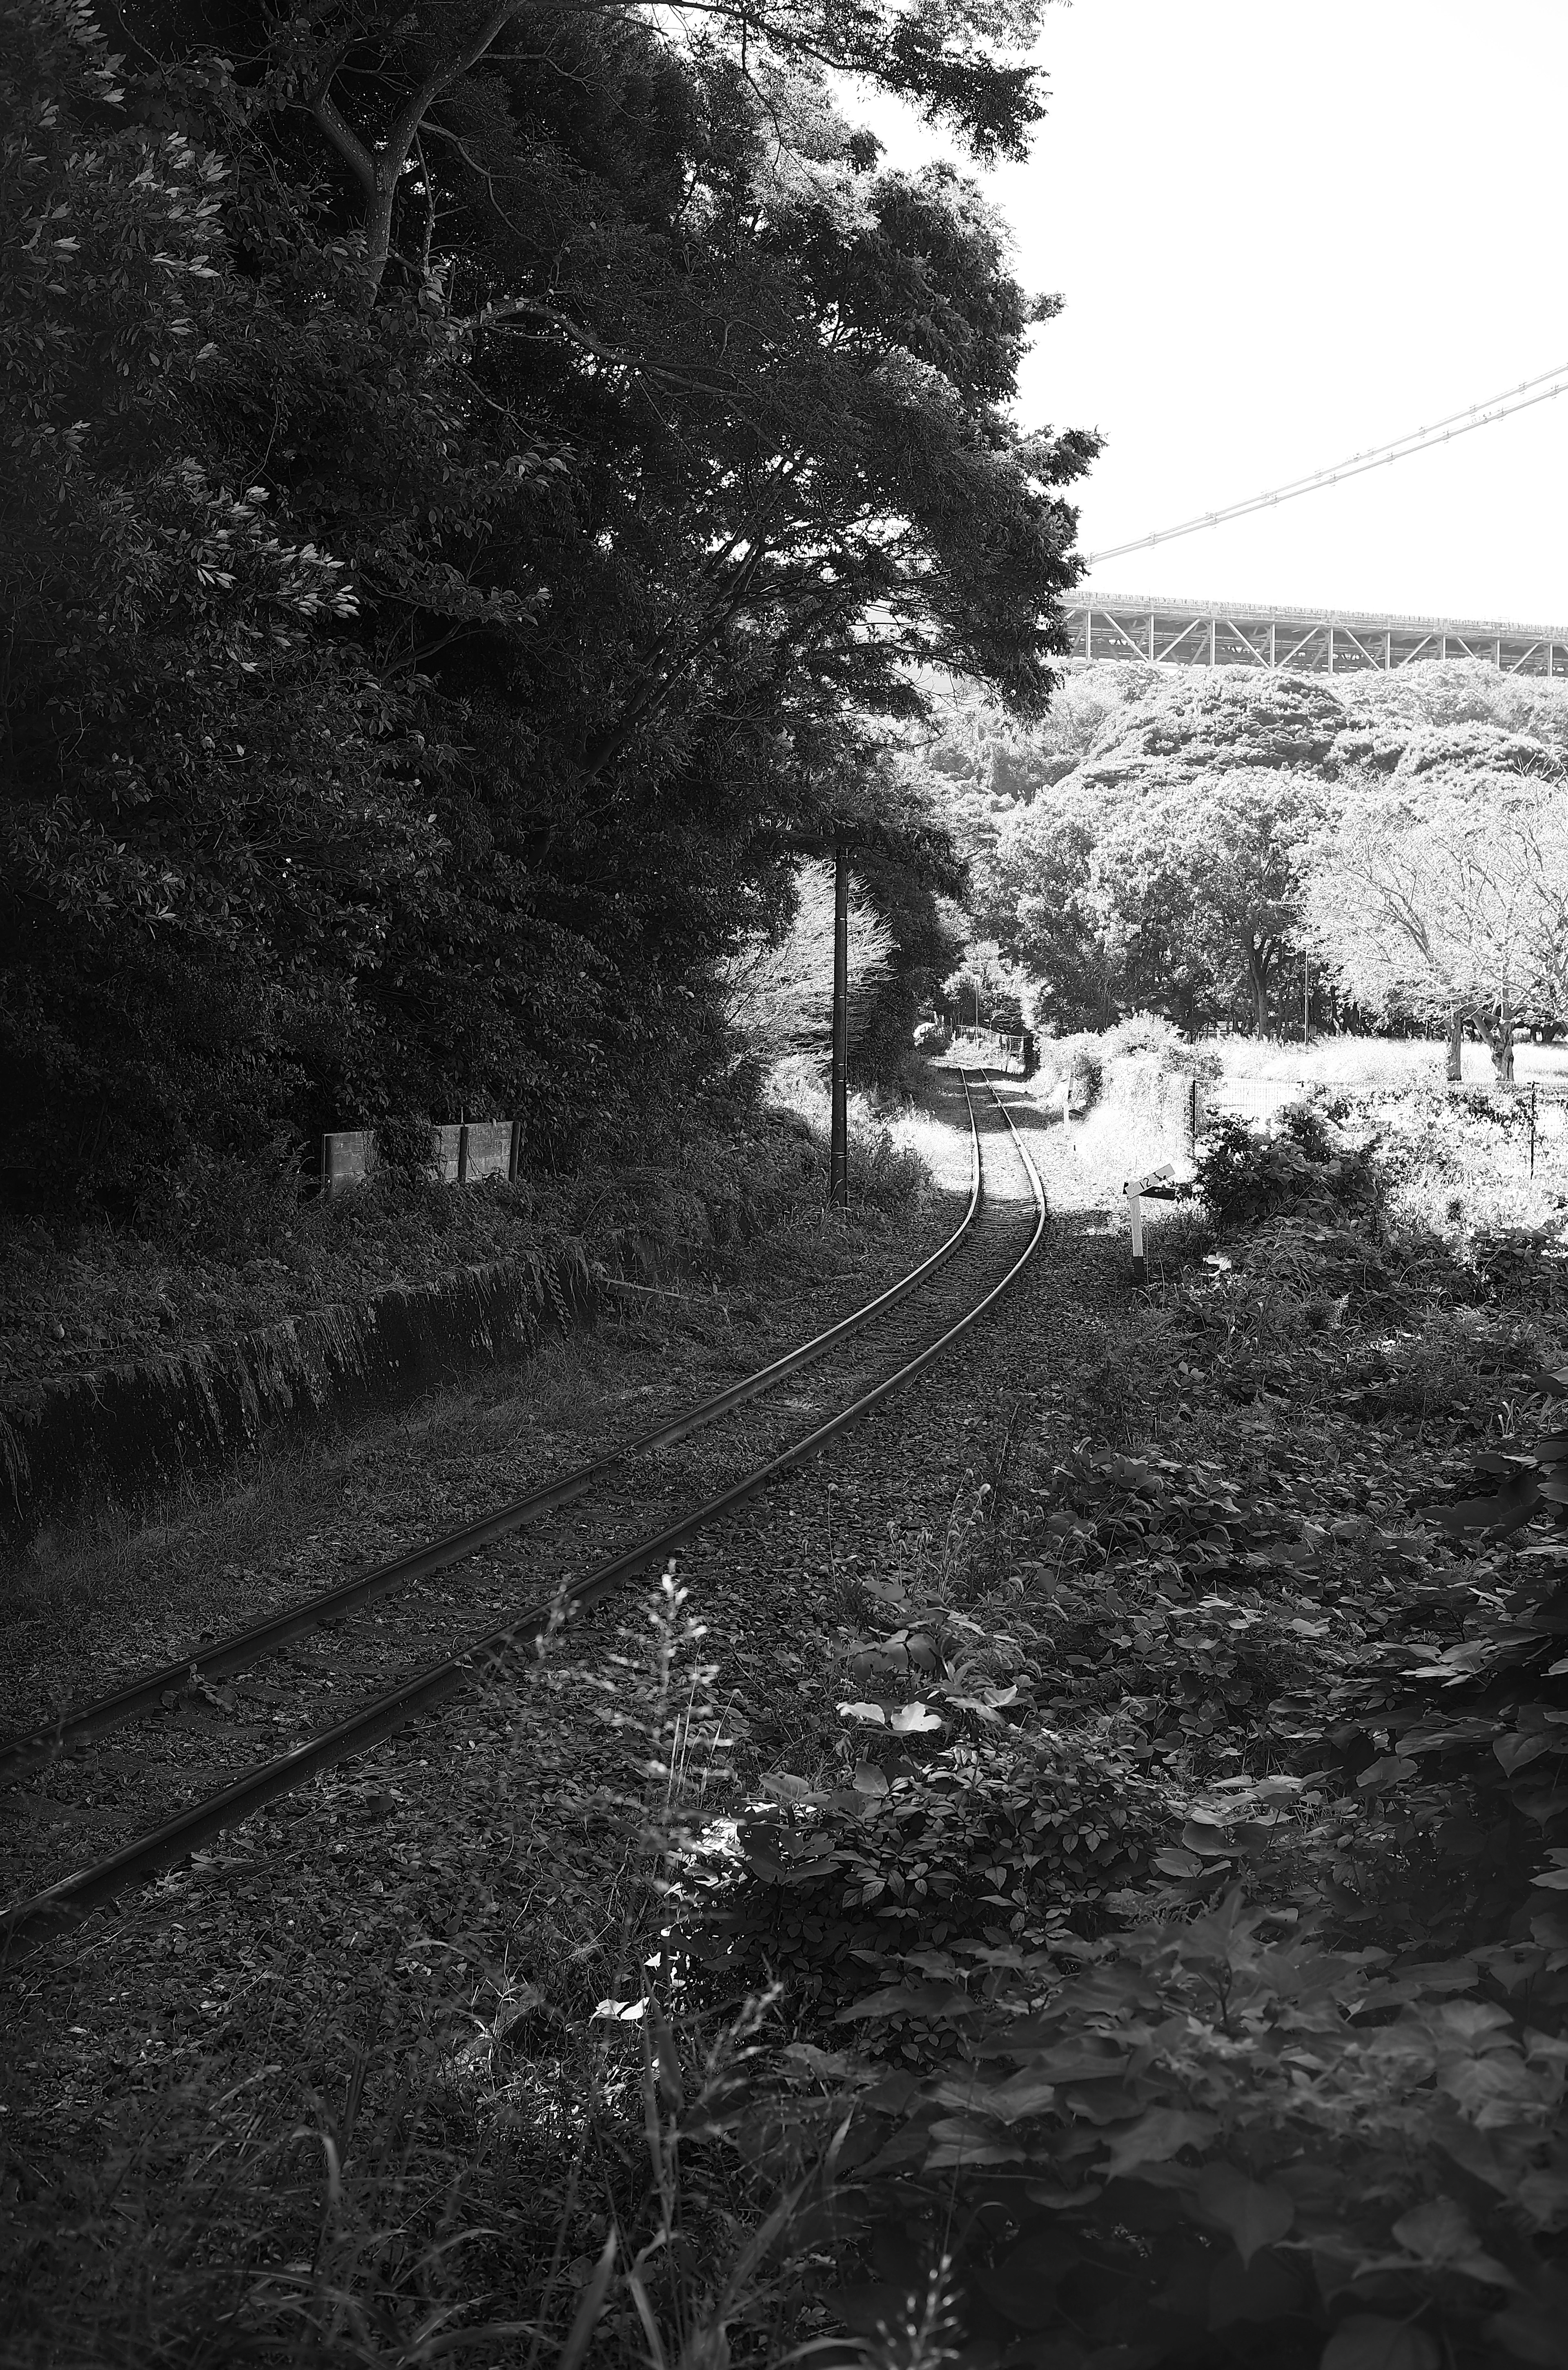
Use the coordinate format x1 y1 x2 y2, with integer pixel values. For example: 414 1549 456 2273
0 1071 1045 1954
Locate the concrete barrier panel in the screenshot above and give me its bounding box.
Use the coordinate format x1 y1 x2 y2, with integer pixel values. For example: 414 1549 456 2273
322 1130 376 1194
464 1121 514 1183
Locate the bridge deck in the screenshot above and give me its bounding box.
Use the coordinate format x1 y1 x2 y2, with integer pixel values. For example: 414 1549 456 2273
1069 592 1568 676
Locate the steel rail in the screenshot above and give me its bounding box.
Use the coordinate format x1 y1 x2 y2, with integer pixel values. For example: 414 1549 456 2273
0 1088 984 1785
2 1074 1044 1953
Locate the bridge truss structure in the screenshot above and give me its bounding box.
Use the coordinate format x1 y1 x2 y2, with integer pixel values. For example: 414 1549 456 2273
1067 592 1568 678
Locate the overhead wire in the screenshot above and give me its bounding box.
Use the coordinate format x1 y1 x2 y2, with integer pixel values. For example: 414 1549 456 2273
1086 362 1568 567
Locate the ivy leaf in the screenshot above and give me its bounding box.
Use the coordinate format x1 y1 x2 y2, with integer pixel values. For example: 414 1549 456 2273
1321 2315 1440 2370
1195 2161 1295 2266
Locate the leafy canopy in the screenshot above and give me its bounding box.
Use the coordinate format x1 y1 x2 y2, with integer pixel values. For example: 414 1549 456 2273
0 0 1094 1203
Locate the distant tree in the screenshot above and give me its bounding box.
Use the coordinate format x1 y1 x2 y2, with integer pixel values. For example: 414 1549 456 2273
716 861 893 1065
991 769 1321 1036
1306 749 1568 1083
983 789 1123 1030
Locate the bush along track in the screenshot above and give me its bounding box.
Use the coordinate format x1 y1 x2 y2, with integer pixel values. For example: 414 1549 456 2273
662 1124 1568 2370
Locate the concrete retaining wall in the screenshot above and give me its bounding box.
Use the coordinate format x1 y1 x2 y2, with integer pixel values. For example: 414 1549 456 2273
0 1250 592 1550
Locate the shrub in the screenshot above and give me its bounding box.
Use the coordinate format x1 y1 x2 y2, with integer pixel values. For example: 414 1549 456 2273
1104 1010 1186 1060
693 1728 1165 2027
1195 1111 1379 1232
1194 1113 1316 1227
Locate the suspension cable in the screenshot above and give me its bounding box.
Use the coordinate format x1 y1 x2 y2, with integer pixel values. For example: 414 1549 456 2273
1086 362 1568 568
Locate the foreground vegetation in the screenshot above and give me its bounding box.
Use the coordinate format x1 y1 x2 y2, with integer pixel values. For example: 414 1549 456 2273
12 1072 1568 2367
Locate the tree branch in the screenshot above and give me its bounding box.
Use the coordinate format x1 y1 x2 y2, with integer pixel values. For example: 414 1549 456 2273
310 81 375 197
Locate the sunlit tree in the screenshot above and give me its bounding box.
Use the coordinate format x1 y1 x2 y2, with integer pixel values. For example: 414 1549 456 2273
1307 743 1568 1083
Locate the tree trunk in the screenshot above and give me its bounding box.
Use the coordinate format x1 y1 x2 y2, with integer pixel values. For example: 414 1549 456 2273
1248 937 1273 1037
1446 1005 1463 1084
1487 1000 1516 1085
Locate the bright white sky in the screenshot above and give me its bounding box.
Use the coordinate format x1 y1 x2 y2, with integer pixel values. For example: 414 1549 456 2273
860 0 1568 628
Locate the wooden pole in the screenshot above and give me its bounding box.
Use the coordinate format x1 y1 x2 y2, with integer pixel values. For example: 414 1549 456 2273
830 838 849 1207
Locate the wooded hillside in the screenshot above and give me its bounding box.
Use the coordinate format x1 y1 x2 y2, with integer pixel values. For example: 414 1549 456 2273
910 663 1568 1054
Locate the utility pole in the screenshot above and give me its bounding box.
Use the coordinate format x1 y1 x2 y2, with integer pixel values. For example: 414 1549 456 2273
830 838 849 1207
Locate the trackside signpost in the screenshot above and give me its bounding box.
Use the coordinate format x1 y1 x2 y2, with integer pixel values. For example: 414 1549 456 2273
1124 1164 1185 1283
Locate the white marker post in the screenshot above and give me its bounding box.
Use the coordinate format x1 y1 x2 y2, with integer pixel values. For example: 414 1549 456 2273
1124 1165 1178 1283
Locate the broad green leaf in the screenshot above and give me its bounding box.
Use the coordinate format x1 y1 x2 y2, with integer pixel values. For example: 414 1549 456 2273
977 2069 1060 2124
824 2283 916 2340
835 1980 967 2021
924 2115 1025 2170
1357 1755 1419 1789
1483 2298 1568 2366
1181 1820 1235 1856
973 2236 1078 2330
1497 1733 1554 1774
1195 2162 1295 2265
1432 1479 1541 1534
890 1702 943 1734
836 1701 887 1726
1101 2106 1217 2178
1390 2198 1515 2288
1209 2244 1304 2327
1321 2316 1439 2370
850 1762 889 1796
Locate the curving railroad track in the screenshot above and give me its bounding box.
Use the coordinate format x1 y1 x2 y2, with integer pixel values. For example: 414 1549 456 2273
0 1070 1045 1955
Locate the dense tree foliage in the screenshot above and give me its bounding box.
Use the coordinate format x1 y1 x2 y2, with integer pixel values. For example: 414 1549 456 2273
913 662 1568 1054
0 0 1094 1207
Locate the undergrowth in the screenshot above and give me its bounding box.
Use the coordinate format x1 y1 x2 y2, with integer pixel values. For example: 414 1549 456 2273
651 1118 1568 2370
